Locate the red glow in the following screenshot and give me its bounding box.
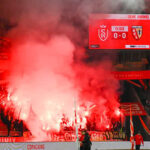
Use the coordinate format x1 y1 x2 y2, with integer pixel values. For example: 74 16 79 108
106 124 110 129
84 111 89 116
115 109 121 117
20 113 28 120
1 35 121 138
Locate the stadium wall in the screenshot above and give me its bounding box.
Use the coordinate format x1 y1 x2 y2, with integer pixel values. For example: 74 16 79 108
0 142 150 150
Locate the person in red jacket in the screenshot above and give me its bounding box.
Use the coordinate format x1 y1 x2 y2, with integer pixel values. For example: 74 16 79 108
134 131 144 150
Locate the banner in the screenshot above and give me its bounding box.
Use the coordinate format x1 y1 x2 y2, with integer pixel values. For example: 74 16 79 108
0 131 126 142
120 102 147 116
47 131 126 142
112 70 150 80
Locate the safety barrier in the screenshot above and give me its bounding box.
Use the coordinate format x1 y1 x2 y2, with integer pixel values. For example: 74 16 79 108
0 142 150 150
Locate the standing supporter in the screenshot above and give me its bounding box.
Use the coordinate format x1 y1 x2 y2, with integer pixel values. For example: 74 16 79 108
79 129 92 150
134 131 144 150
79 129 85 150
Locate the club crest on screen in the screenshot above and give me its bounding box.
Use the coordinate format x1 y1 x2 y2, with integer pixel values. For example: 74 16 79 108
98 25 109 41
132 26 143 40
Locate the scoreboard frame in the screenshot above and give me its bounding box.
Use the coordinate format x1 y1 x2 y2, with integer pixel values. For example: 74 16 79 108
89 14 150 50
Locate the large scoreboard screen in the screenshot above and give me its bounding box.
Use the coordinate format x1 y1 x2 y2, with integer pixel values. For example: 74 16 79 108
89 14 150 49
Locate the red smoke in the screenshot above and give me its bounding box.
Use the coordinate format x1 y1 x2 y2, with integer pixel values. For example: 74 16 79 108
74 60 120 130
0 0 126 139
4 35 121 139
7 36 78 138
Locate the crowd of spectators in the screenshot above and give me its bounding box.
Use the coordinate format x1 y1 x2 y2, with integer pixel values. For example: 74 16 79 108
0 104 24 137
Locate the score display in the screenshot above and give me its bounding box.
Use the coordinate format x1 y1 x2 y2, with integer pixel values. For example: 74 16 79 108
89 14 150 49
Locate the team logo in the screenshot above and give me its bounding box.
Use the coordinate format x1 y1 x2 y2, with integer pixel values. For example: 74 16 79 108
132 26 143 40
98 25 109 41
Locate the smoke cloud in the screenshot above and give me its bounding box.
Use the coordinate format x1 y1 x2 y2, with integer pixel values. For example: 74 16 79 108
0 0 146 138
9 35 77 138
0 0 146 44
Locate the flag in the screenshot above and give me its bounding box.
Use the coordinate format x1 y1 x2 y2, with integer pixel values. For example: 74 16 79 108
74 99 80 150
130 105 134 150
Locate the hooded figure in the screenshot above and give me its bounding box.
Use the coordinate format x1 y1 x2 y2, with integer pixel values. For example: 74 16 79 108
80 129 92 150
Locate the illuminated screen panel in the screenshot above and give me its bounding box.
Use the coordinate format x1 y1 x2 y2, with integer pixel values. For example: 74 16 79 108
89 14 150 49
